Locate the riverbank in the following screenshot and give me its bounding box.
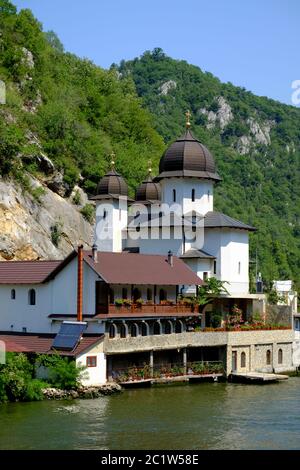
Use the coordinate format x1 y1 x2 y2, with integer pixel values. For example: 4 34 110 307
42 383 122 400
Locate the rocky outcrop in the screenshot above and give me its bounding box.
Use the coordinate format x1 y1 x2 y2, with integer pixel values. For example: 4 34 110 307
235 118 275 155
159 80 177 95
199 96 233 130
0 175 93 261
42 383 122 400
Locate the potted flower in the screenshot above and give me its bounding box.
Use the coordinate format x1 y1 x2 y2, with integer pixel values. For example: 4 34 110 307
123 298 132 309
115 298 124 308
135 298 144 309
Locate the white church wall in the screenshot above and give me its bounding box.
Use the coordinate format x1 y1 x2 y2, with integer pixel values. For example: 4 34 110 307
160 178 214 215
219 229 249 294
95 198 128 252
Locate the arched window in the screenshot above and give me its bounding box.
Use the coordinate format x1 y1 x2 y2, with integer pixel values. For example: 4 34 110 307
28 289 36 306
141 322 148 337
122 288 128 299
208 190 210 201
131 323 138 337
159 289 167 302
11 289 16 300
153 321 161 335
147 288 152 302
238 262 241 275
191 189 195 202
173 189 176 202
164 321 172 335
266 349 271 365
278 348 283 365
120 324 127 338
175 320 183 333
103 209 107 220
109 323 116 339
241 352 246 368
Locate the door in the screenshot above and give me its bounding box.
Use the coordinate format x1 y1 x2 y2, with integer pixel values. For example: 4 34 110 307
232 351 237 372
95 281 109 314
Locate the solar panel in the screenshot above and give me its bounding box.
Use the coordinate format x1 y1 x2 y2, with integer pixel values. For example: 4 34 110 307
52 322 87 351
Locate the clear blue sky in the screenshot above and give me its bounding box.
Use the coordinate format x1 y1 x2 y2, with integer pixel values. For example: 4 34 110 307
14 0 300 105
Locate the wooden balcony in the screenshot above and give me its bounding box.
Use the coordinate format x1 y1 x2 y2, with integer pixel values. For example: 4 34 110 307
96 303 198 318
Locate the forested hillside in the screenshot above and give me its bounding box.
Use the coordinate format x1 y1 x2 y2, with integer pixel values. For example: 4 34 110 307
117 49 300 286
0 1 300 287
0 0 164 196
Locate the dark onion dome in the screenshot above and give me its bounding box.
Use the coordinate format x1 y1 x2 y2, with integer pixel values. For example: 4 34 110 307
95 168 128 198
135 173 161 202
155 129 221 182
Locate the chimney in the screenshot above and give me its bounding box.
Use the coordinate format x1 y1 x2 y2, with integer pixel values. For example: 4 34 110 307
168 250 173 267
92 243 98 263
77 244 84 322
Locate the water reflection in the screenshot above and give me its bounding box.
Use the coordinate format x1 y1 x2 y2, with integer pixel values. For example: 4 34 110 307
0 379 300 450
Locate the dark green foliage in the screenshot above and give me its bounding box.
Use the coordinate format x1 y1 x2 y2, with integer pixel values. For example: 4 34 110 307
37 354 85 390
0 353 45 403
0 1 164 197
50 222 63 247
1 2 300 287
119 50 300 286
80 203 94 223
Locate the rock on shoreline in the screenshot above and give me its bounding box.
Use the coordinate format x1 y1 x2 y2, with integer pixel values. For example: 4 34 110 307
42 383 122 400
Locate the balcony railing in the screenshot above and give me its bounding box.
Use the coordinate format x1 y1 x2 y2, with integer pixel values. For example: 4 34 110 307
96 303 198 316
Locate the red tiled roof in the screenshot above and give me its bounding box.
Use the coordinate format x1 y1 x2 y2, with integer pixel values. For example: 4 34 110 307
83 251 203 285
0 260 62 284
0 333 103 356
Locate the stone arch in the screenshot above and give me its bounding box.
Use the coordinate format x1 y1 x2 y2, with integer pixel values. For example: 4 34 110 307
153 320 162 335
164 320 173 334
175 319 184 333
141 321 149 336
120 322 128 338
108 322 117 339
130 322 139 337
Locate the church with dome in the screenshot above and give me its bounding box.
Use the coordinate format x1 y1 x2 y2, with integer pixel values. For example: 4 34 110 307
91 113 257 300
2 112 292 387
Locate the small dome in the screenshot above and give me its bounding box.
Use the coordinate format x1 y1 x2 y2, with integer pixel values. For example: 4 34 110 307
156 129 221 182
135 174 161 202
96 168 128 197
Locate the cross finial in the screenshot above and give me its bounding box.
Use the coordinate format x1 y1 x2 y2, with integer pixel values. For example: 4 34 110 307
148 159 152 175
185 110 191 129
110 151 115 169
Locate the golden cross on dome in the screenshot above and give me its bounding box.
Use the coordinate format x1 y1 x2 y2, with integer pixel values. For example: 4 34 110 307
110 151 116 169
185 110 191 129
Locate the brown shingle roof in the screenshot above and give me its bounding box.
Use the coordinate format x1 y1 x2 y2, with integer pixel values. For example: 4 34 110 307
83 251 203 285
155 130 221 182
0 260 62 284
0 333 103 356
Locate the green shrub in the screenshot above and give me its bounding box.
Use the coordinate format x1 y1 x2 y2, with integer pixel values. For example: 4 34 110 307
80 204 94 223
72 189 81 205
50 222 63 247
37 354 86 390
0 353 45 403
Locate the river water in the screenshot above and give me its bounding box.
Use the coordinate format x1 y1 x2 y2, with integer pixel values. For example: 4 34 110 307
0 379 299 450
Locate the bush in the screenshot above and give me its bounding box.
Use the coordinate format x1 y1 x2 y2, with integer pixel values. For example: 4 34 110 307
50 222 63 247
0 353 46 403
80 204 94 223
37 354 85 390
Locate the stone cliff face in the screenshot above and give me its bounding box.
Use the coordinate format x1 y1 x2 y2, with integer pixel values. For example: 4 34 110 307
0 176 93 261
